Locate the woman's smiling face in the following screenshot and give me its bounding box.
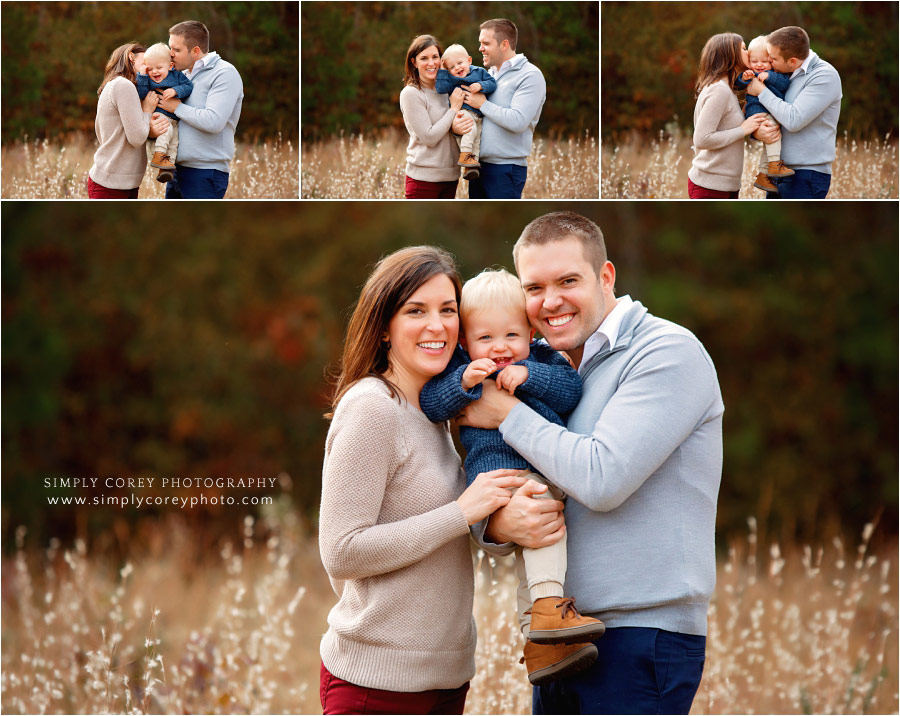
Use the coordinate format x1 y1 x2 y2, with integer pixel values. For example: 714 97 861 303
414 44 441 87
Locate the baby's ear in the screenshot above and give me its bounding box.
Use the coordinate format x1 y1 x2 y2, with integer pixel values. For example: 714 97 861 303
458 334 468 350
528 327 536 342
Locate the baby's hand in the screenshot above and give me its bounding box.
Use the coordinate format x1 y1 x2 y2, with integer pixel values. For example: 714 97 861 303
160 88 177 100
496 364 528 395
462 358 498 390
741 69 755 81
757 71 769 82
467 82 482 94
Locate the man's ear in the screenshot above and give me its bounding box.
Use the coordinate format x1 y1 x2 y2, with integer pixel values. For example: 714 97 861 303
600 260 616 295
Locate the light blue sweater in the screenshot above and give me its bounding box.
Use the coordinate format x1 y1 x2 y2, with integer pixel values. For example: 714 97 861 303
479 54 546 166
173 52 244 173
493 299 724 636
758 51 842 174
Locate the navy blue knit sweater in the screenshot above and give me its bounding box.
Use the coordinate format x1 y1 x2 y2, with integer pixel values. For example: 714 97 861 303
434 67 497 117
420 342 582 485
734 70 791 118
136 71 194 120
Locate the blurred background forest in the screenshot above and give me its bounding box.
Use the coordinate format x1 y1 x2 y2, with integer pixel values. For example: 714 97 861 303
301 1 598 140
601 1 898 139
0 1 298 142
2 203 897 557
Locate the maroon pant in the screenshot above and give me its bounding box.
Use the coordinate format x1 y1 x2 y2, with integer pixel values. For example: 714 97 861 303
87 176 139 199
320 662 469 715
404 175 458 199
687 178 738 199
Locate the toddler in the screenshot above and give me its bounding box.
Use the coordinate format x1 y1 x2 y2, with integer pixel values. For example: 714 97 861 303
434 44 497 181
136 43 193 183
420 269 605 686
734 35 794 194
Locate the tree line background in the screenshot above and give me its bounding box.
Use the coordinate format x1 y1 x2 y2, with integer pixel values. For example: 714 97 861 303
0 1 298 142
2 202 897 556
301 1 599 140
601 1 899 139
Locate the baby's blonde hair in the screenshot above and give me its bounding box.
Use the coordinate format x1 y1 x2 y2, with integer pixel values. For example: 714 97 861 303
460 268 525 323
442 44 470 66
747 35 769 54
143 42 172 65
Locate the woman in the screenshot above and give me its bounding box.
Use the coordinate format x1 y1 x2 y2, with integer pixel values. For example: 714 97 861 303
687 33 769 199
399 36 469 199
318 246 525 715
87 42 167 199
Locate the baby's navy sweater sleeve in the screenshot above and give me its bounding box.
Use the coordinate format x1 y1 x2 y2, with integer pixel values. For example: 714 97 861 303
517 342 582 416
434 69 460 95
420 348 482 422
172 71 193 99
136 74 151 100
764 71 791 98
470 67 497 94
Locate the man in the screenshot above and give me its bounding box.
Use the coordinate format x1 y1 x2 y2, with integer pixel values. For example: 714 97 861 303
462 19 545 199
464 212 724 714
747 26 842 199
157 21 244 199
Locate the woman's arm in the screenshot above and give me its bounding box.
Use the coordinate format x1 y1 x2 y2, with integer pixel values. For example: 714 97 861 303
111 79 151 147
318 389 470 581
400 87 456 148
692 85 749 150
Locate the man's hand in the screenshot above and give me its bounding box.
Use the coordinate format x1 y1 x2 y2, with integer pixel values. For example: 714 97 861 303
148 112 170 138
752 119 781 144
458 378 519 429
451 111 474 135
158 96 182 113
159 88 177 100
467 82 483 94
741 69 755 81
746 77 765 96
464 91 486 109
496 365 528 395
484 480 566 548
462 358 498 390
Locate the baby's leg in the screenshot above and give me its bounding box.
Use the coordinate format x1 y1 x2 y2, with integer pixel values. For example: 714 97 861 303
168 120 179 162
762 113 782 163
153 121 175 156
458 109 480 156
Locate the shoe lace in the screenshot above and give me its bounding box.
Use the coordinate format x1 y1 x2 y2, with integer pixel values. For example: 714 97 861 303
555 597 581 620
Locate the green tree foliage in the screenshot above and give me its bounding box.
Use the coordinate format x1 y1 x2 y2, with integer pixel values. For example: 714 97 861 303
2 203 896 551
301 1 599 140
0 1 298 141
602 1 899 138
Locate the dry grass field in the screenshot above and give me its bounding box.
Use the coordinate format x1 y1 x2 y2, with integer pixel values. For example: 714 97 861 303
301 131 599 199
601 129 898 199
1 135 298 199
2 504 896 715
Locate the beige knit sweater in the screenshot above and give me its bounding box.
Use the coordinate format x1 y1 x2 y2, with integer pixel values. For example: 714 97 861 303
399 85 461 183
88 77 151 190
688 79 747 192
318 377 475 692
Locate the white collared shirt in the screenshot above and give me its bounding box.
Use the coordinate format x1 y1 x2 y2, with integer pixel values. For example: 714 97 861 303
790 49 816 80
577 295 634 375
186 51 217 78
490 52 524 80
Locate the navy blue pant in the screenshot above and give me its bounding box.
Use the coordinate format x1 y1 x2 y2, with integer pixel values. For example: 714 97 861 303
533 627 706 715
765 169 831 199
468 162 527 199
166 166 230 199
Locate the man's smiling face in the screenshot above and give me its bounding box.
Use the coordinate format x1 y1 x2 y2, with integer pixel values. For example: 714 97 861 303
516 236 615 365
478 29 503 68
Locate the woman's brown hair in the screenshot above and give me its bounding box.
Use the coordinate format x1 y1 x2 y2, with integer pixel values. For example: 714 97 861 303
98 42 146 95
327 246 462 418
403 34 444 88
695 33 746 97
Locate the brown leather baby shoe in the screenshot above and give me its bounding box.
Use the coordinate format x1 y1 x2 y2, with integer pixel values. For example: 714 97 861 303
526 597 606 645
520 640 598 686
754 172 778 192
765 160 795 177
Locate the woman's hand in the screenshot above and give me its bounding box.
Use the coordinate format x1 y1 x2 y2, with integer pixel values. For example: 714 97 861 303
449 87 465 111
148 112 170 139
456 469 527 525
141 91 159 113
741 114 766 136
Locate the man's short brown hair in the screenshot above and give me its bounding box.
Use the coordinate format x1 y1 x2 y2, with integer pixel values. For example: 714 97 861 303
480 19 518 51
513 212 607 276
767 26 810 61
169 20 210 53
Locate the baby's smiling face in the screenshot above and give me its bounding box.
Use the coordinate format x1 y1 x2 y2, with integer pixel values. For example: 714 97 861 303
748 48 772 73
442 50 472 78
145 57 172 83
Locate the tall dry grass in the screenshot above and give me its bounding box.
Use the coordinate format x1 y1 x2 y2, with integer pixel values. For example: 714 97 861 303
1 135 299 199
301 131 599 199
2 511 896 715
601 127 898 199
